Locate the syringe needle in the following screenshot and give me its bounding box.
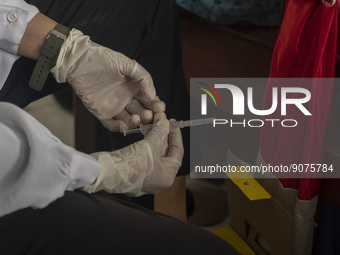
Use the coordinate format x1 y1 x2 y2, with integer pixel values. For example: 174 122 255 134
124 118 214 136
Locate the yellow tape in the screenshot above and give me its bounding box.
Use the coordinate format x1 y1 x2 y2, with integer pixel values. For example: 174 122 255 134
211 226 256 255
226 166 271 200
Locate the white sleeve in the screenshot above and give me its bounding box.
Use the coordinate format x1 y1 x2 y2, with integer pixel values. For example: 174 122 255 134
0 0 39 88
0 0 39 54
0 102 101 217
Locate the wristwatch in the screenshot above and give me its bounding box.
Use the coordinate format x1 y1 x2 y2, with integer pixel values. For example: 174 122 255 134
29 24 71 91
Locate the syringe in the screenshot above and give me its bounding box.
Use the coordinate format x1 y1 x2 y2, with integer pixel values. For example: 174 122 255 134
124 118 215 136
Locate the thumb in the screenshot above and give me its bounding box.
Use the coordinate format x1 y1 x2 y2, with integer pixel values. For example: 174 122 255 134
167 119 184 164
144 119 170 148
128 61 166 112
143 97 166 113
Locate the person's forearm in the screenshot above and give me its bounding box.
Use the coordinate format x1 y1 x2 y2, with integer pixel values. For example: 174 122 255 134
0 102 101 218
17 13 57 60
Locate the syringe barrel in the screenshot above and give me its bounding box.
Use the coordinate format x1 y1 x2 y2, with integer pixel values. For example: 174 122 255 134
141 120 184 134
170 120 184 129
125 118 215 135
188 118 215 127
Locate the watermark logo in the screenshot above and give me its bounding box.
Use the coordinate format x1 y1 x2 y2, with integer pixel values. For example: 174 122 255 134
190 78 337 179
195 80 312 128
196 82 222 115
199 83 311 116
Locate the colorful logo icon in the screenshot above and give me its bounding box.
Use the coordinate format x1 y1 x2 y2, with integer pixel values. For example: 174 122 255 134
196 82 222 115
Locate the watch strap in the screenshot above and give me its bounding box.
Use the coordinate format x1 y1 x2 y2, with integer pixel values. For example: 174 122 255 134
29 24 71 91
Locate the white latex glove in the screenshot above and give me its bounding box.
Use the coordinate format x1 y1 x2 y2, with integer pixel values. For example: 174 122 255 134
51 28 165 133
83 115 184 196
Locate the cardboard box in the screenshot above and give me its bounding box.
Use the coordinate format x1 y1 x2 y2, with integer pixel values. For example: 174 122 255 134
227 179 293 255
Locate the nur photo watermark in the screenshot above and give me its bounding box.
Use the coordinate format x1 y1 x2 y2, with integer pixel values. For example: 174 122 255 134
190 78 338 179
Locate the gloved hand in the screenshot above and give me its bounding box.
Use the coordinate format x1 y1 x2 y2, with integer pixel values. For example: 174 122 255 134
51 28 165 133
83 115 184 196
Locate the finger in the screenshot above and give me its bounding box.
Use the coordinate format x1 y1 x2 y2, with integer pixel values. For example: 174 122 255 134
143 98 166 113
126 100 153 124
128 61 157 101
134 88 165 112
115 110 140 128
166 119 184 163
142 112 168 137
153 112 167 123
144 119 170 147
153 112 168 156
129 62 166 112
120 59 164 113
101 119 128 133
140 110 153 124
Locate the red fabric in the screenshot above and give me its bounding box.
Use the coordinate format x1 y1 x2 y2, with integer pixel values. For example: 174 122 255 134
260 0 338 200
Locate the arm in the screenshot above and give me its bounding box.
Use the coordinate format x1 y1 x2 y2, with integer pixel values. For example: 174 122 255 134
1 1 165 133
0 2 100 217
0 102 183 216
0 0 39 86
0 102 101 217
0 2 183 206
17 12 57 60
